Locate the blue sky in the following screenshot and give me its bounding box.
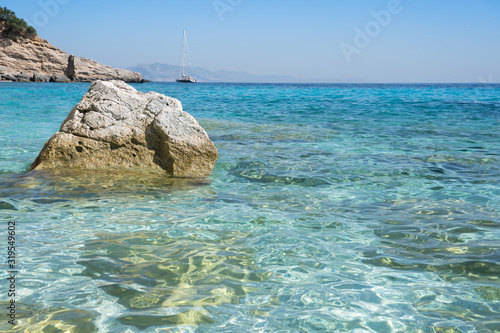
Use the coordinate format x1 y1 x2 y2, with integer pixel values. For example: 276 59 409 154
2 0 500 82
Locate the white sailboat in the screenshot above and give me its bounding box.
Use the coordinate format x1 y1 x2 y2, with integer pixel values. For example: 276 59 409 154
176 30 196 83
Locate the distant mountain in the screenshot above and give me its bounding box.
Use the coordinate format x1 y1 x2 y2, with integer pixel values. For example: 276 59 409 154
128 63 303 83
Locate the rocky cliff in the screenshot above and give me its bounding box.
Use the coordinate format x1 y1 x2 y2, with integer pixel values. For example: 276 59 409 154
0 21 143 83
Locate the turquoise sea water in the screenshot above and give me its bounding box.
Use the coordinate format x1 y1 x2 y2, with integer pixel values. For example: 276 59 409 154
0 82 499 332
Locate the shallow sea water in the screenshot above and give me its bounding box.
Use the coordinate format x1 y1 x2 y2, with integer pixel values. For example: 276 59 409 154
0 82 499 332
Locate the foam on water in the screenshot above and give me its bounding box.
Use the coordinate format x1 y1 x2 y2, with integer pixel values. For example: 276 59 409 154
0 82 499 332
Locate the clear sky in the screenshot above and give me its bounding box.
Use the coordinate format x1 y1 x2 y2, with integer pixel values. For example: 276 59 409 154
2 0 500 83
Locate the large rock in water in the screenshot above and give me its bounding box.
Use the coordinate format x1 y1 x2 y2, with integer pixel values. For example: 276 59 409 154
31 80 218 177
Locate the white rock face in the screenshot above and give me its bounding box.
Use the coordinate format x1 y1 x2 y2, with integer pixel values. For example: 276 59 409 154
65 55 143 83
31 80 218 178
0 29 142 82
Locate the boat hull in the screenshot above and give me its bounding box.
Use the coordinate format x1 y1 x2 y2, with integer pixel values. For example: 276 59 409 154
176 78 196 83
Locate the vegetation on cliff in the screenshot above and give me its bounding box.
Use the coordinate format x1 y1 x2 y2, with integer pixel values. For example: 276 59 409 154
0 6 143 83
0 6 37 37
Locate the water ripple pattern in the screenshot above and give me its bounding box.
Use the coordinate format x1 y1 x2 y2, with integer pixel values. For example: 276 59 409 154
0 82 499 332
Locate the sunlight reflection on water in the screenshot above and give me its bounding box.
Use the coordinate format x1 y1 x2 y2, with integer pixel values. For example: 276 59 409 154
0 83 499 332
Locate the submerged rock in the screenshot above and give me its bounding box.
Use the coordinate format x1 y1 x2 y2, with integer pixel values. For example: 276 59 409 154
31 80 218 178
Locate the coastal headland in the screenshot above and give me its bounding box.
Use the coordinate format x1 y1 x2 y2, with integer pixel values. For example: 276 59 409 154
0 17 143 83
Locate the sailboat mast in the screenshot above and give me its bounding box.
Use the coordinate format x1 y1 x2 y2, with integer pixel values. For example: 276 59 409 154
181 30 186 76
176 30 196 83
